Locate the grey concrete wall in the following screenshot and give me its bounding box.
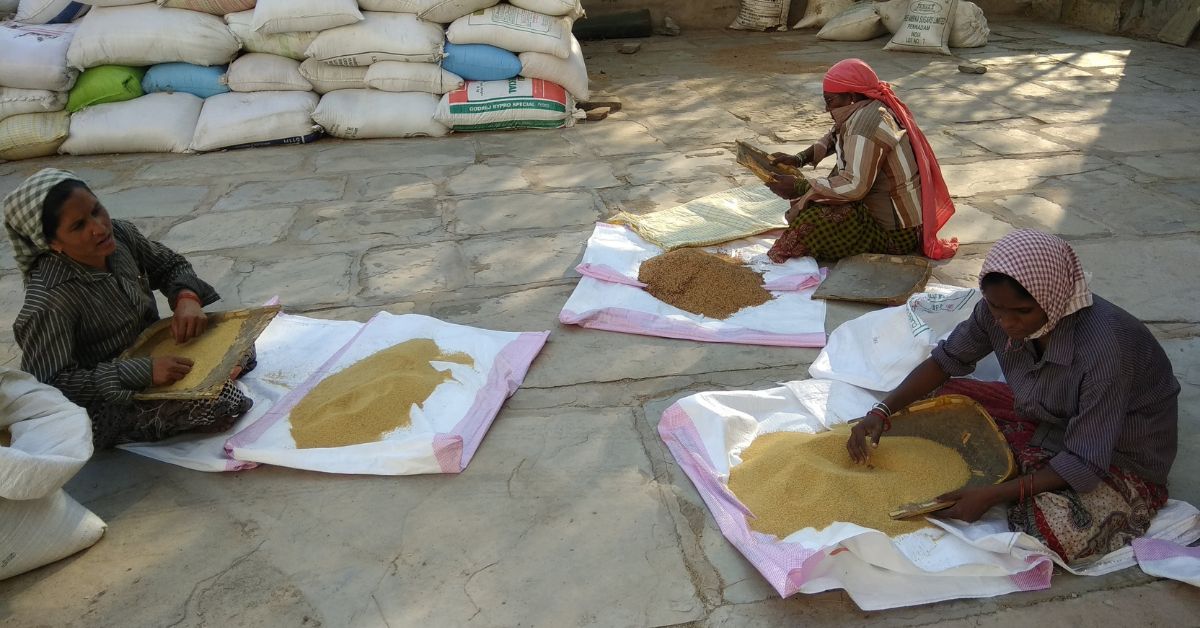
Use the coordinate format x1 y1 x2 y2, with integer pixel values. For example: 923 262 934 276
579 0 807 30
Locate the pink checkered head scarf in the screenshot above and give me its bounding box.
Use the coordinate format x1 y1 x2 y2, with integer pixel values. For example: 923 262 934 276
979 229 1092 339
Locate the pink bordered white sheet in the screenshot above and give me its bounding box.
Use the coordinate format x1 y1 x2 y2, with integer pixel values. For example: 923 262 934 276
224 313 548 476
657 379 1200 610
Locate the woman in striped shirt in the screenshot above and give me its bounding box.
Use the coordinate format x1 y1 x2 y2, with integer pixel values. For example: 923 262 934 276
4 168 253 448
766 58 958 263
846 229 1180 564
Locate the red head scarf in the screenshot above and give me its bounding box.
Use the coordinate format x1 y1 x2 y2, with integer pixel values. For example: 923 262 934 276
823 58 958 260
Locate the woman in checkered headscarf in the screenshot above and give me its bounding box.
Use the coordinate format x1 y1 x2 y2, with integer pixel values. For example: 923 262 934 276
3 168 254 448
846 229 1180 565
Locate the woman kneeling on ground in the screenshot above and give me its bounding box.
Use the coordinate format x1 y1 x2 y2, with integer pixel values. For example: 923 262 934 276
846 229 1179 565
4 168 253 449
765 58 957 263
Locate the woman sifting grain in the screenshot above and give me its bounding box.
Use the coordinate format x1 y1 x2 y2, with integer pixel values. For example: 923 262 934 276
764 58 957 263
845 229 1179 565
4 168 254 449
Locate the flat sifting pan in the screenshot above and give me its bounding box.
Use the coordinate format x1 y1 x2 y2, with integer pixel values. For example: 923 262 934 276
735 140 803 184
813 253 932 306
121 305 281 401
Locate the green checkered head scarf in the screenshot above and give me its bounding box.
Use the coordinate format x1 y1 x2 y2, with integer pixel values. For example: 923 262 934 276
3 168 80 279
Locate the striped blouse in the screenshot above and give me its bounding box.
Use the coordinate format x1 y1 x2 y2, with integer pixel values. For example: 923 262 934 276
932 296 1180 491
808 101 923 231
13 220 218 405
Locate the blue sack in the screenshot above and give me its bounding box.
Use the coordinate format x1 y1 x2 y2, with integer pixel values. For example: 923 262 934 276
141 63 229 99
441 43 521 82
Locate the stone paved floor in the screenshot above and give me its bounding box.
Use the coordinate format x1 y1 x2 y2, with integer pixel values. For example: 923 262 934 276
2 18 1199 627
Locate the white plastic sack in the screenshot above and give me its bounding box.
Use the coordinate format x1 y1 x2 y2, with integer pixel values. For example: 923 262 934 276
118 313 365 472
15 0 88 23
576 223 823 292
435 77 577 131
226 313 548 476
225 10 318 60
298 58 368 94
729 0 789 31
949 0 989 47
1134 538 1200 587
313 90 448 139
191 91 319 152
0 88 67 122
809 285 1004 390
251 0 362 35
657 381 1200 608
60 92 202 155
225 53 312 92
0 491 106 580
82 0 151 5
794 0 854 28
357 0 499 23
559 269 828 349
884 0 957 55
509 0 582 18
447 4 573 58
304 12 446 66
0 22 78 92
0 111 69 161
518 34 588 101
0 368 103 581
364 62 464 94
66 4 241 69
817 2 888 41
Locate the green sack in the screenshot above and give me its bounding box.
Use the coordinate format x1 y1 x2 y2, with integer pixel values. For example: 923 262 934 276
66 65 148 113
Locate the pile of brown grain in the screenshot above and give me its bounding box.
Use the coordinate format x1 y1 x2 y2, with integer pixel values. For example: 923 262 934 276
140 317 247 392
288 339 475 449
637 248 773 319
727 429 970 537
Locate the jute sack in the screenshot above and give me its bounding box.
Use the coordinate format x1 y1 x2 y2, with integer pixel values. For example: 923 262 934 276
191 91 319 151
447 5 573 58
517 34 588 101
0 111 70 161
251 0 362 34
794 0 854 28
298 59 368 94
304 12 445 66
364 62 464 94
729 0 789 31
817 2 888 41
0 88 67 123
313 90 449 139
357 0 498 23
59 92 202 155
225 53 313 92
883 0 957 55
225 10 318 60
66 5 241 69
158 0 256 15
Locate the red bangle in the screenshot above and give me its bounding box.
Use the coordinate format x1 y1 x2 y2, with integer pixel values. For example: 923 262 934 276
175 291 202 306
866 408 892 432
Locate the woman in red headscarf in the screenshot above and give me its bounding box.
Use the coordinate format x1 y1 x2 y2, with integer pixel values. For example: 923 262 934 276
765 58 958 263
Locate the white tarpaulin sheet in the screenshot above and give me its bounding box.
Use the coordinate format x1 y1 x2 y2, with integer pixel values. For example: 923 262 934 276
560 224 827 348
226 313 547 475
658 379 1200 609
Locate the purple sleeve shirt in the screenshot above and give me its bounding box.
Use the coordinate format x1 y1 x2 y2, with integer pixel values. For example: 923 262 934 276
931 296 1180 493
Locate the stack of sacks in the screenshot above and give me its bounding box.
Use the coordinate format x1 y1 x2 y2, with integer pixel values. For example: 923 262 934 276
438 1 587 132
305 6 448 139
59 3 238 155
0 20 77 160
14 0 88 24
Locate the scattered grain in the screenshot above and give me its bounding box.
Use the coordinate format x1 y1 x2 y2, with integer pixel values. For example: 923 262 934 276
728 430 971 537
137 317 246 392
289 339 474 449
638 248 773 319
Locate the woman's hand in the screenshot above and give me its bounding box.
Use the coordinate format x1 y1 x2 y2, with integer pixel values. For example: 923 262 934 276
152 356 194 386
172 297 208 343
846 414 886 464
933 487 999 523
769 152 802 168
766 174 799 199
784 192 813 223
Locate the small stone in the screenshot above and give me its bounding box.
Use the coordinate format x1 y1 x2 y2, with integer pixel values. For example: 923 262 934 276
618 43 641 54
658 16 681 36
958 62 988 74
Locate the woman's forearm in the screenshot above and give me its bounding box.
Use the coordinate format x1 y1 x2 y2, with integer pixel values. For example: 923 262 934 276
880 357 950 414
985 467 1069 505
